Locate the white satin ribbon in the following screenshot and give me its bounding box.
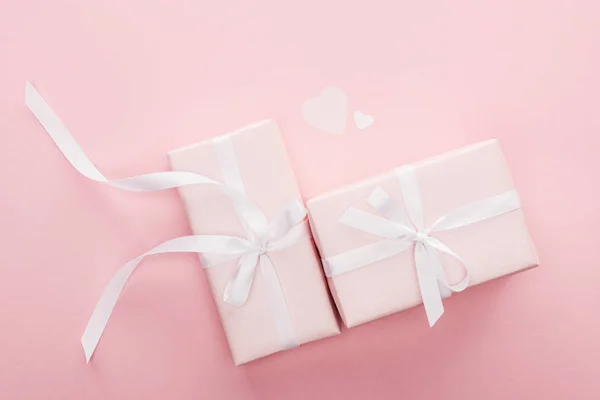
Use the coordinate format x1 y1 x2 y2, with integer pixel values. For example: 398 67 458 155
323 165 521 326
25 81 303 361
25 81 266 231
81 200 307 362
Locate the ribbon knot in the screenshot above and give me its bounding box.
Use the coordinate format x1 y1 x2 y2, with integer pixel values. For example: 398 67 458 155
322 165 522 327
256 241 269 256
213 200 310 309
413 230 429 244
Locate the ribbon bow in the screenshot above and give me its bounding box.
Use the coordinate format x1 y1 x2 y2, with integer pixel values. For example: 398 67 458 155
323 165 521 326
206 201 310 309
25 81 305 362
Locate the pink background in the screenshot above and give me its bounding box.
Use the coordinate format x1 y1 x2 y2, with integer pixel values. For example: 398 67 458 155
0 0 599 399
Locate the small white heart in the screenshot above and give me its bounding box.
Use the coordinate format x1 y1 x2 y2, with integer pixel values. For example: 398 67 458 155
353 111 374 130
302 86 348 134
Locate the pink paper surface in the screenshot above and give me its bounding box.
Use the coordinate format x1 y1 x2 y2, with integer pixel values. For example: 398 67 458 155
2 1 600 399
168 120 339 365
308 140 539 327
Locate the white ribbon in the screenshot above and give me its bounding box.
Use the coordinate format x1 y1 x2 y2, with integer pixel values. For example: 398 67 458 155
81 200 307 362
323 165 521 326
25 82 303 361
24 81 267 231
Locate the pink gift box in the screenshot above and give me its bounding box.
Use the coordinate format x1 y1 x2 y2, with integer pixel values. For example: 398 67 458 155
168 120 340 365
307 139 539 328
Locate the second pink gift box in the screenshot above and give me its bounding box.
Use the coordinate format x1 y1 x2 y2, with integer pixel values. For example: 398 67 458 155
307 139 539 328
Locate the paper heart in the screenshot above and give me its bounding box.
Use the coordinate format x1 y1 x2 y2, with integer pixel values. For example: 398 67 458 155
302 86 348 134
353 111 374 130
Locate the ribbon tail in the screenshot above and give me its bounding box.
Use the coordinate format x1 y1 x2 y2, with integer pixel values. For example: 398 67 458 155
259 255 299 349
414 243 444 327
25 81 105 182
25 81 210 189
223 253 259 307
427 249 452 299
81 257 142 363
81 235 252 362
25 81 269 234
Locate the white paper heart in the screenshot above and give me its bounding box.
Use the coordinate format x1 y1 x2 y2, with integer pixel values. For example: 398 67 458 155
302 86 348 134
353 111 374 130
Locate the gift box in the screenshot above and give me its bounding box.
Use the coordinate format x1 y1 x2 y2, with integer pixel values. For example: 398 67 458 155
307 139 539 328
168 120 340 365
